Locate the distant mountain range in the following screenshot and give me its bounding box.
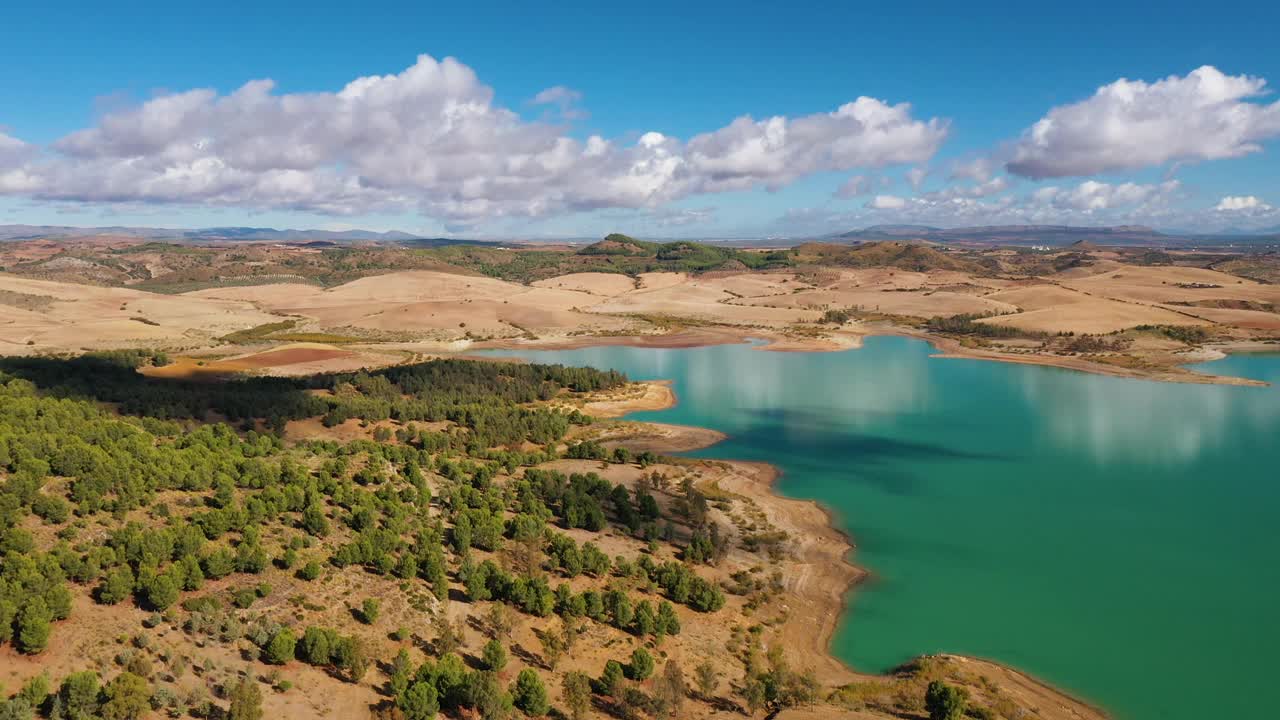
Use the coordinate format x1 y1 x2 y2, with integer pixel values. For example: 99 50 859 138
1 222 1277 249
831 224 1280 247
0 224 422 243
1219 224 1280 236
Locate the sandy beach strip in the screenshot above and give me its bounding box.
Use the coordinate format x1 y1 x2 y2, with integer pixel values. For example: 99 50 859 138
474 321 1270 386
864 325 1269 386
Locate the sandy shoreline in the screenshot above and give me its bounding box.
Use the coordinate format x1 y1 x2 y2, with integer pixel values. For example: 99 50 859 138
476 325 863 354
472 322 1272 387
715 460 866 682
884 327 1270 387
157 325 1270 392
580 380 862 679
588 376 1109 719
587 385 865 684
577 379 678 418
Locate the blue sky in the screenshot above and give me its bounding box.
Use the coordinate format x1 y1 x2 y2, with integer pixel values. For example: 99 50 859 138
2 0 1279 236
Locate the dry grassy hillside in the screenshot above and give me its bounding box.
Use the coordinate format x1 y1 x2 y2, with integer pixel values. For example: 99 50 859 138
0 274 281 352
2 237 1278 383
789 242 988 273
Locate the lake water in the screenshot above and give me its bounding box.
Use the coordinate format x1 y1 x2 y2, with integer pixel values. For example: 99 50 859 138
485 337 1280 720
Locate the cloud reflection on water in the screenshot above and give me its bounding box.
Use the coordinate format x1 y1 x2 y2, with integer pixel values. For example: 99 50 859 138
497 339 1280 469
665 342 937 434
1014 363 1280 465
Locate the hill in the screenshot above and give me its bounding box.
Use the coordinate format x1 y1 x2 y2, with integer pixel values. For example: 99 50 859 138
182 227 421 242
396 237 506 249
2 233 801 289
0 239 477 291
577 233 661 256
790 241 987 272
1068 239 1103 250
835 224 1171 247
0 223 422 243
833 224 941 240
421 234 794 282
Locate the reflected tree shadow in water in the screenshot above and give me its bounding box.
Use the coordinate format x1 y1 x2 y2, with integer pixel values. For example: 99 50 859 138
740 406 922 424
846 524 982 567
712 409 1011 497
738 405 1014 439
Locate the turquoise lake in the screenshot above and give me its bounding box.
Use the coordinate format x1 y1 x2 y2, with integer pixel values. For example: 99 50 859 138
486 337 1280 720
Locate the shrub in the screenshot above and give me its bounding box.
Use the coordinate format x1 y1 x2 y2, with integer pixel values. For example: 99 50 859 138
628 647 654 681
511 669 549 716
100 672 151 720
228 677 264 720
16 674 50 710
359 598 380 624
143 574 180 612
262 628 296 665
925 680 968 720
17 598 52 654
926 313 1044 339
400 681 440 720
297 561 322 581
482 638 508 671
561 671 592 720
232 588 258 609
299 626 338 665
1135 324 1209 345
820 308 852 324
31 494 71 524
599 660 625 697
97 568 135 605
59 671 102 719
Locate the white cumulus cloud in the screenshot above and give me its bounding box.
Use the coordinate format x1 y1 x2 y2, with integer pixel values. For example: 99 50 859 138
1031 180 1181 212
865 194 907 210
0 131 28 159
786 178 1278 235
0 132 40 193
531 85 582 106
0 55 948 225
835 174 872 198
1215 195 1272 211
530 85 586 119
685 98 947 193
925 176 1009 200
1007 66 1280 179
948 156 995 183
